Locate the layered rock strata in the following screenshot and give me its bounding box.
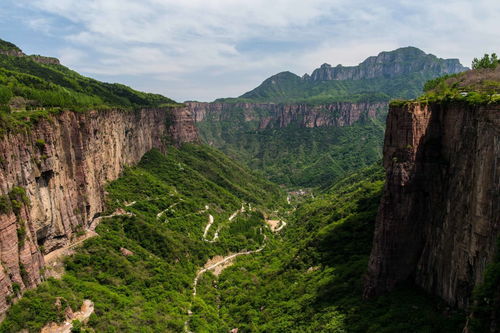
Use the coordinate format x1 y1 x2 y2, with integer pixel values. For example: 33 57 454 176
365 102 500 309
187 101 387 129
0 106 198 314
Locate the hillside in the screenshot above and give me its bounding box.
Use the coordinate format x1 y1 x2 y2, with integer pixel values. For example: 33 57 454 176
191 101 386 188
219 47 467 104
0 144 284 332
0 39 179 134
186 165 465 332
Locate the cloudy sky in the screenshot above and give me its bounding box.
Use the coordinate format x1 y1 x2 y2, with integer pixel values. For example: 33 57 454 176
0 0 498 101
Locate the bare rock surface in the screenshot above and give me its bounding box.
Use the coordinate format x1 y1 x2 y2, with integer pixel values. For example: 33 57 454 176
187 101 387 129
365 101 500 309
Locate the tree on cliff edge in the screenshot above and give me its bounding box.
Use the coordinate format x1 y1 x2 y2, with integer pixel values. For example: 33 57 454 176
472 53 499 69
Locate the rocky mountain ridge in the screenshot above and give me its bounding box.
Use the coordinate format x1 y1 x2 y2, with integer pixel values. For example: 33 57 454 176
0 39 60 65
309 47 465 81
237 47 467 103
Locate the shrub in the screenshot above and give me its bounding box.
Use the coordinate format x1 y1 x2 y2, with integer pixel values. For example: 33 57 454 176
35 139 46 150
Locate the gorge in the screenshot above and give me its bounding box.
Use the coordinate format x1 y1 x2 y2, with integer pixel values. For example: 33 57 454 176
0 38 497 333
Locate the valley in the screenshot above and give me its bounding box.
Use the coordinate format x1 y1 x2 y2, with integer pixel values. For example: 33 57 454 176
0 38 498 333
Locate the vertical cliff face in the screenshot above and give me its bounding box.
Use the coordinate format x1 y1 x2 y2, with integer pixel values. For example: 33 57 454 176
365 102 500 309
0 106 198 314
187 101 387 129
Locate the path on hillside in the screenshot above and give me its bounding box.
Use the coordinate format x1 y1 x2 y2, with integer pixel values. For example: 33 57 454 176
44 209 135 278
184 232 268 333
202 204 245 243
185 202 288 332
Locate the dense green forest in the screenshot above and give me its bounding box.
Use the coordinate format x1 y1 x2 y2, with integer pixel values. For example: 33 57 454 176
0 145 283 332
0 156 465 332
198 110 386 188
191 164 465 332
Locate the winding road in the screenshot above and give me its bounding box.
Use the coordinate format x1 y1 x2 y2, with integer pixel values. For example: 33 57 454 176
184 203 277 333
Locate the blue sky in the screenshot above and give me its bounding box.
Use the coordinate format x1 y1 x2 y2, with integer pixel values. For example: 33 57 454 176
0 0 498 102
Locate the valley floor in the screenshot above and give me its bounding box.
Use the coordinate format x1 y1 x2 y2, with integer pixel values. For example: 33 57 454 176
0 145 465 333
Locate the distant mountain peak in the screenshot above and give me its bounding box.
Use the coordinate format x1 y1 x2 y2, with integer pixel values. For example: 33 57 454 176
237 47 467 103
310 46 467 81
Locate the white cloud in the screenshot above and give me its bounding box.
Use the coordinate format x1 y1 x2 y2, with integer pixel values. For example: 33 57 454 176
8 0 500 101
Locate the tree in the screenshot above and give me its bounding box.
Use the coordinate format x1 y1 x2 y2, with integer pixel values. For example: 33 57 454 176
472 53 499 69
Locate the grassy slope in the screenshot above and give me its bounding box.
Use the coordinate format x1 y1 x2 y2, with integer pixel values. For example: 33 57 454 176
0 145 284 333
193 165 465 332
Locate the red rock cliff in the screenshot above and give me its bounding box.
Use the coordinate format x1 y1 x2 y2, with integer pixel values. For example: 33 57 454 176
364 101 500 309
186 101 387 129
0 106 198 314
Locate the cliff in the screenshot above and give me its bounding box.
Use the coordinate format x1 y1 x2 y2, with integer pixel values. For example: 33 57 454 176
364 101 500 310
187 101 387 129
237 47 467 103
310 47 465 81
0 106 198 314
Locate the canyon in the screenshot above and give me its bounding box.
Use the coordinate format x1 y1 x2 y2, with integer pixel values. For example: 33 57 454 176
0 106 198 314
365 101 500 310
0 37 496 332
187 101 387 130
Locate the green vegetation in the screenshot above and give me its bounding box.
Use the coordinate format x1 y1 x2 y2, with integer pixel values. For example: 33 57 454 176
217 47 466 105
0 39 179 134
0 186 29 215
200 47 468 188
469 238 500 333
415 54 500 105
0 147 465 332
0 144 283 332
191 164 465 332
0 40 21 52
218 72 449 105
472 53 499 70
198 108 386 188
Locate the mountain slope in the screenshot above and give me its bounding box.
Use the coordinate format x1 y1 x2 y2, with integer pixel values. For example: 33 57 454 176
0 144 284 332
227 47 467 104
0 39 177 116
190 165 465 332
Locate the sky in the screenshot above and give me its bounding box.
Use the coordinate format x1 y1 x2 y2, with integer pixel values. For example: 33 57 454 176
0 1 498 102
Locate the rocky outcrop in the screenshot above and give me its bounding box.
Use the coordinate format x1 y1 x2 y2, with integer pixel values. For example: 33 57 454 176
41 299 94 333
0 106 198 314
0 49 24 58
29 55 61 65
187 101 387 129
310 47 466 81
364 102 500 310
0 48 60 65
